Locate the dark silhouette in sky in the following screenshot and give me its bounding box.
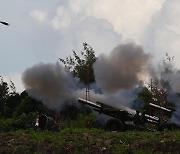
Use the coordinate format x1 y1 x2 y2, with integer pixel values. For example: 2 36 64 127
0 21 9 26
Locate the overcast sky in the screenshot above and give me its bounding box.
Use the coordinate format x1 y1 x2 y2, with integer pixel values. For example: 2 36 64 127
1 0 180 92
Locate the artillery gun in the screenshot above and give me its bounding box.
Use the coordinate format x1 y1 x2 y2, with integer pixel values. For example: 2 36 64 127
78 98 178 131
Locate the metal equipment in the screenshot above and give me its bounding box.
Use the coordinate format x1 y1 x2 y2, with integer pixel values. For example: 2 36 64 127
78 98 162 131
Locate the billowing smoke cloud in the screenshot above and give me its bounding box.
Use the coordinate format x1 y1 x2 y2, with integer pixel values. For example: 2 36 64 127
163 72 180 93
22 53 141 113
93 42 150 93
160 66 180 125
22 62 76 110
143 0 180 68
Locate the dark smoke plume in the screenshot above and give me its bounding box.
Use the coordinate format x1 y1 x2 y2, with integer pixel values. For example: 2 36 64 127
22 62 76 110
22 43 150 115
93 42 150 93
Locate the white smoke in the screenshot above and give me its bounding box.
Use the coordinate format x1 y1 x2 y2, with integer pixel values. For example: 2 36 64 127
160 65 180 125
163 72 180 93
142 0 180 69
75 88 136 115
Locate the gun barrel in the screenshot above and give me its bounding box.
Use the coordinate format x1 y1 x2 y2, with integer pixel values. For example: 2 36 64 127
78 98 128 112
78 98 135 121
149 103 171 112
78 98 101 109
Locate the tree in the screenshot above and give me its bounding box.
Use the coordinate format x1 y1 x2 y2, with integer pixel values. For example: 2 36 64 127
0 76 23 117
0 76 9 117
14 96 39 116
137 53 176 112
137 87 150 111
60 43 97 83
0 76 9 100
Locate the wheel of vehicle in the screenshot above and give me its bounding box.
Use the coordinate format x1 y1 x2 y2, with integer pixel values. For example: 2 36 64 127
105 119 124 131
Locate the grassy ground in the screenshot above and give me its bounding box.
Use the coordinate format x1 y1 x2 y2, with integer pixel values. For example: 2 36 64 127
0 128 180 154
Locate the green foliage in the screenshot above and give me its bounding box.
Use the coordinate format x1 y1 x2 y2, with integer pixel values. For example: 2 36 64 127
6 94 21 109
0 76 9 100
0 76 22 118
0 112 38 131
113 144 127 154
0 76 9 117
3 94 21 118
1 129 179 153
13 112 38 129
14 97 40 116
60 42 97 83
133 149 157 154
61 113 96 129
138 84 175 113
0 118 14 131
138 87 151 111
3 105 13 118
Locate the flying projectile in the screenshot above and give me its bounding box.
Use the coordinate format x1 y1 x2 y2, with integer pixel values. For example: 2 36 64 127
0 21 9 26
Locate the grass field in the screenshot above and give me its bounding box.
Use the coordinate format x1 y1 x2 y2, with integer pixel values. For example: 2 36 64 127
0 128 180 154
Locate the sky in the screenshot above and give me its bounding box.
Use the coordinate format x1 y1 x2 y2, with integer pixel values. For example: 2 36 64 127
1 0 180 93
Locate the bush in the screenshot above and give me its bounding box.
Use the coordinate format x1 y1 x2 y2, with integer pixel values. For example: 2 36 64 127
0 118 14 131
0 112 38 132
12 112 38 130
61 113 96 129
14 97 39 116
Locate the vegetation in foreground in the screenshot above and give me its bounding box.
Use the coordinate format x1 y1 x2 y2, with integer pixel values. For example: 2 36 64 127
0 113 179 154
1 113 179 154
0 128 180 154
